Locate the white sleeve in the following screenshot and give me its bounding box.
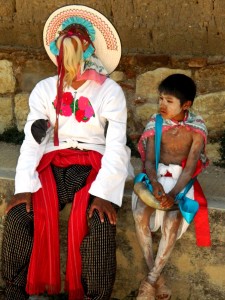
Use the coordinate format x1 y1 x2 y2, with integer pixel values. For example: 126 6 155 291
15 83 51 194
89 83 130 207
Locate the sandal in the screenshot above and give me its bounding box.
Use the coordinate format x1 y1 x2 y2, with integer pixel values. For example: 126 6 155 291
155 276 171 300
137 277 156 300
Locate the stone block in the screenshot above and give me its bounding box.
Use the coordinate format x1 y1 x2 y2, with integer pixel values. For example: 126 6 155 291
193 91 225 114
188 57 207 68
14 93 30 131
0 60 16 94
0 97 13 134
135 102 158 125
136 68 192 98
192 92 225 136
18 59 57 92
0 0 14 21
110 71 125 82
205 114 225 136
206 143 220 163
0 178 14 217
194 65 225 94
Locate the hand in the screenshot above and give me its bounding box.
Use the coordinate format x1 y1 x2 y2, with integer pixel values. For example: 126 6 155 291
152 181 166 201
88 197 117 225
6 192 32 214
159 193 175 209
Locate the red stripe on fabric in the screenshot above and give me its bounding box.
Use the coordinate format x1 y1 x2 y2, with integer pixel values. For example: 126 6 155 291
26 149 102 298
65 186 88 299
193 180 211 247
180 159 211 247
26 165 61 295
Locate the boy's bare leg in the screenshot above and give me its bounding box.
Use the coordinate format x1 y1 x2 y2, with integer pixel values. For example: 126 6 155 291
133 198 155 271
147 210 183 284
133 199 183 299
133 198 157 299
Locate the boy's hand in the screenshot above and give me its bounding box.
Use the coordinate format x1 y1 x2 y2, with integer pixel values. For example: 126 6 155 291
152 182 175 209
152 181 165 201
6 192 32 214
88 197 117 225
160 194 175 209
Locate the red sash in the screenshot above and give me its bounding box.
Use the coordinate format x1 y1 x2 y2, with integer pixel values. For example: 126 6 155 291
182 159 211 247
193 180 211 247
26 149 102 299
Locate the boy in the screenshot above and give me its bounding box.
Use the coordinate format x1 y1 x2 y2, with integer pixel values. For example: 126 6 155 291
132 74 211 300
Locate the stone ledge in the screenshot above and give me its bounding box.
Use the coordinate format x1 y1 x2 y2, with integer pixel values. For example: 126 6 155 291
0 197 224 300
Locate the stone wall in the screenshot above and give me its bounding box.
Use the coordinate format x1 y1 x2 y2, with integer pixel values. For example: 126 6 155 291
1 0 225 55
0 53 224 162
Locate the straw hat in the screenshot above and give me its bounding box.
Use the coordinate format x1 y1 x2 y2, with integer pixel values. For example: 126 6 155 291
43 4 121 74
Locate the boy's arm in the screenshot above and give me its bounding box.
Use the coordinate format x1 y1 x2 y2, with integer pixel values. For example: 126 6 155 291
145 137 166 201
145 136 157 182
168 132 204 199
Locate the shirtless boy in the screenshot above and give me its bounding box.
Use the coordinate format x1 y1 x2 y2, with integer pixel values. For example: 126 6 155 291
132 73 210 300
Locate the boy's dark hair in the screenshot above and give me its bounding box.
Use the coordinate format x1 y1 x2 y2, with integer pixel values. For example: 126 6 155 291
158 73 197 105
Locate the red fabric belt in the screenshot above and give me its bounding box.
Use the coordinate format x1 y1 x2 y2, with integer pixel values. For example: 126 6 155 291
26 149 102 299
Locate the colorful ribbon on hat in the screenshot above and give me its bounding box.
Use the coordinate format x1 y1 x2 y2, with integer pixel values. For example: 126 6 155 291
50 16 95 60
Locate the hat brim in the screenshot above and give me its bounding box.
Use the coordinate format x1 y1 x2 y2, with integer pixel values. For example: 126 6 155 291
43 5 121 74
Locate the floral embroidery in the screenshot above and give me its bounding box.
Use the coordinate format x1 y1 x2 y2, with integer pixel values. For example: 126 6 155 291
75 96 95 122
53 92 95 122
53 92 73 116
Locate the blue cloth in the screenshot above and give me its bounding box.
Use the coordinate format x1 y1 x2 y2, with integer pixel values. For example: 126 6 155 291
134 173 199 224
155 114 163 173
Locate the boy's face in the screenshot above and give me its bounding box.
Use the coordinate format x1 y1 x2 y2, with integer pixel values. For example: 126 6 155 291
158 93 190 121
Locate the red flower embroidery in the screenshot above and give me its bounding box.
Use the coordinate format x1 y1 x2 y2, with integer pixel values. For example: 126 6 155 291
78 96 89 110
53 92 73 117
85 105 94 118
61 105 72 116
62 92 73 105
75 96 95 122
52 93 95 122
75 110 85 122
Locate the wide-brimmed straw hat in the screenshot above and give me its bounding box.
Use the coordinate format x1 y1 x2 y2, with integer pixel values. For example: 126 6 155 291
43 4 121 74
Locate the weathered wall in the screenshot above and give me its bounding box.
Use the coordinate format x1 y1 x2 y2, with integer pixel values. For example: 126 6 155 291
1 0 225 154
1 0 225 55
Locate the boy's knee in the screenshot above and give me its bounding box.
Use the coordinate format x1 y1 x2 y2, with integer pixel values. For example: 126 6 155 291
133 208 149 227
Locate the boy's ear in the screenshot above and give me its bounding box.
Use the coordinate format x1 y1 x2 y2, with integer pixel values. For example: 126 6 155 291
182 100 192 110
